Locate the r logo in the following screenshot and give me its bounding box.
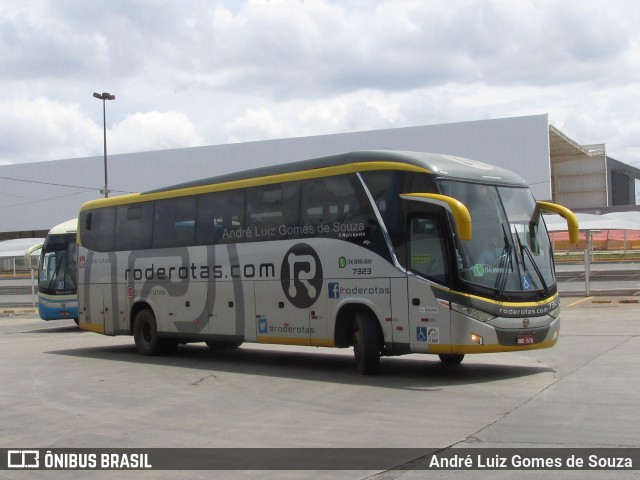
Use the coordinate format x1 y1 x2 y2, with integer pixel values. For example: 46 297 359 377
280 243 323 309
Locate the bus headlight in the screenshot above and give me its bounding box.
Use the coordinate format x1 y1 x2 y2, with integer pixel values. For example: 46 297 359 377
451 302 496 323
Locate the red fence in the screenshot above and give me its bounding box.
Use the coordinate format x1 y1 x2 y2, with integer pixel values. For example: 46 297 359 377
550 230 640 252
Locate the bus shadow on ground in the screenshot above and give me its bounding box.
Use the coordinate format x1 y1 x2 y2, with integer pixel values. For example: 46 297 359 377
46 342 553 390
14 324 81 334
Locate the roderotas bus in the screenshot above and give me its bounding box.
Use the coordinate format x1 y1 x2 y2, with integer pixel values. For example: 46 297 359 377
77 150 578 374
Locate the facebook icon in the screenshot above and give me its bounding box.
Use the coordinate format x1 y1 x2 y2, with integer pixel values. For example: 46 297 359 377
328 282 340 299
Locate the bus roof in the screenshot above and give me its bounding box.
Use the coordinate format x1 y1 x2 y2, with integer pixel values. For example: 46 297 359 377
79 150 527 211
149 150 526 193
48 219 77 235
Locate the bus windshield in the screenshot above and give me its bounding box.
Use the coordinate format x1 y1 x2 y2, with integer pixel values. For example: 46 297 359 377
40 234 77 295
438 180 555 296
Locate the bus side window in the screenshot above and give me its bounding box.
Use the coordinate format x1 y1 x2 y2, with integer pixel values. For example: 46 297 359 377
301 178 336 229
153 196 196 248
80 207 115 252
301 176 361 233
409 216 448 285
196 190 245 245
115 203 153 251
301 175 391 260
246 183 299 240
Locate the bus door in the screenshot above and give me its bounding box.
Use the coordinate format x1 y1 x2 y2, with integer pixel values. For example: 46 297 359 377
405 214 452 354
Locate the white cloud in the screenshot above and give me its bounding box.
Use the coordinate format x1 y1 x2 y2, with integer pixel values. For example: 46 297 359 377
109 111 204 154
0 0 639 165
223 93 403 143
0 98 204 165
224 107 285 142
0 97 100 164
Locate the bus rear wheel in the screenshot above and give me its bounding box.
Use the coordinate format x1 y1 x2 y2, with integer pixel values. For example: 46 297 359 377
438 353 465 365
353 313 381 375
133 309 176 356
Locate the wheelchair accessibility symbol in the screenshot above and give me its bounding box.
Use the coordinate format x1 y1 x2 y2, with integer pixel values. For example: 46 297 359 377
417 327 439 344
417 327 428 341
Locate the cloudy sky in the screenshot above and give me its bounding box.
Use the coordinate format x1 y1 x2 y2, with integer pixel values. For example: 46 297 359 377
1 0 639 166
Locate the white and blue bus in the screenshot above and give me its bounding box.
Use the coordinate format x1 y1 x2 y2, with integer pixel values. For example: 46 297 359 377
77 151 577 374
32 219 79 322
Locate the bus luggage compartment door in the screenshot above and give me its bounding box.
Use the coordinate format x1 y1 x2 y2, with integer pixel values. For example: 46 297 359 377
81 284 111 335
255 280 312 346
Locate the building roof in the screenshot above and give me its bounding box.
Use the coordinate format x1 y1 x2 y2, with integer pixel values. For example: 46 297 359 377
549 125 591 161
545 211 640 232
0 238 44 259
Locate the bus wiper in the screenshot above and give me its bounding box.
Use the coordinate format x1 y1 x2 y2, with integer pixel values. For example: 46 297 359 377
514 227 549 296
521 241 549 296
495 224 513 297
47 257 63 291
47 263 60 290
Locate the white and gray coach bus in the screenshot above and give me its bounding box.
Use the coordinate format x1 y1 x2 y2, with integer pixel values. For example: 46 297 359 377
77 150 578 374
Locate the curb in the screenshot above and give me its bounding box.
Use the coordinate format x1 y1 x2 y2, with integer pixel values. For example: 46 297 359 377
1 308 37 315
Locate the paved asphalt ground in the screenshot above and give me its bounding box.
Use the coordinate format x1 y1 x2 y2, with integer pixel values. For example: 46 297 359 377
0 296 638 479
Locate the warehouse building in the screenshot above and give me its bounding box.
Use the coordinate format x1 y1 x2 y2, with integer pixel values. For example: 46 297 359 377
1 113 638 240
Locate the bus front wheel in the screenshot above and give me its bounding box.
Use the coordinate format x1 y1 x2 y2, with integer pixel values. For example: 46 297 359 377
133 309 176 356
353 313 381 375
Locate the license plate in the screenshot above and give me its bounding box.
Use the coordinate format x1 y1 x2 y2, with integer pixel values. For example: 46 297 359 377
517 335 535 345
60 312 70 317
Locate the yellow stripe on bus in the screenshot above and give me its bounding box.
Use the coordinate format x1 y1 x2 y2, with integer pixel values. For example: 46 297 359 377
79 322 105 334
452 291 560 309
429 283 559 310
79 161 431 212
257 336 312 346
311 339 336 348
428 339 558 354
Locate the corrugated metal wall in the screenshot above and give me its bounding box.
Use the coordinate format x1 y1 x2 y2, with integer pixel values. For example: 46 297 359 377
553 149 608 209
1 115 552 234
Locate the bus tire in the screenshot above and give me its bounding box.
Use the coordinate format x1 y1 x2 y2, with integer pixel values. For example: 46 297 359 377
133 309 167 356
438 353 464 365
353 313 381 375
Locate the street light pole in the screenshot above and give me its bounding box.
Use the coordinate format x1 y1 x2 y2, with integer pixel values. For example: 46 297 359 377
93 92 116 198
